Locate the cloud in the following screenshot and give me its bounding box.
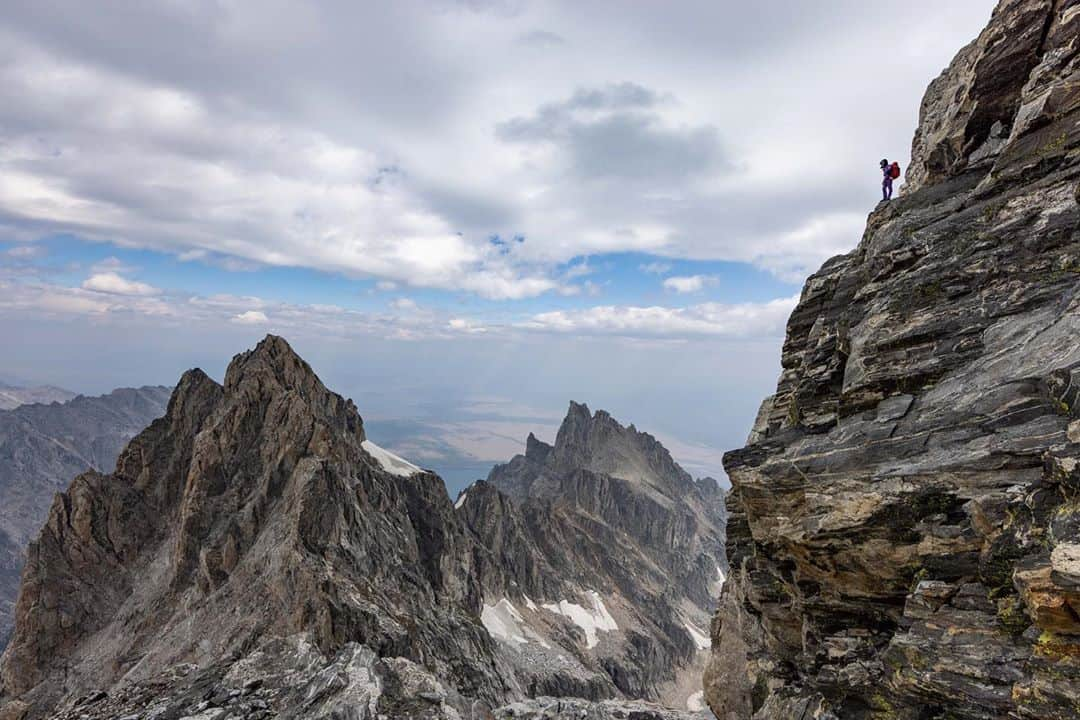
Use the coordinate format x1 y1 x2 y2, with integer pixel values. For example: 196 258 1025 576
750 212 867 282
0 37 561 300
662 275 715 293
517 29 565 48
448 317 487 334
82 272 160 296
1 278 171 316
639 262 672 275
1 276 496 341
25 289 110 315
562 259 592 279
496 83 728 183
521 295 798 338
0 0 994 296
5 244 42 259
232 310 269 324
90 256 135 274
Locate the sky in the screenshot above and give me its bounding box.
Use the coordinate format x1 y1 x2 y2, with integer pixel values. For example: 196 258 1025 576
0 0 996 491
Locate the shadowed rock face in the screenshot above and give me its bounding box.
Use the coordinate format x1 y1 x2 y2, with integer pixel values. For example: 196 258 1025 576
707 1 1080 718
459 403 726 709
0 338 716 720
0 386 171 649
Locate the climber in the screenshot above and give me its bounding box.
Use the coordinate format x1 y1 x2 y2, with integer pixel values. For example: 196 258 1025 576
880 158 900 201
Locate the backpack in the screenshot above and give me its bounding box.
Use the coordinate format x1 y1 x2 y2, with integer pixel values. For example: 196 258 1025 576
889 162 901 179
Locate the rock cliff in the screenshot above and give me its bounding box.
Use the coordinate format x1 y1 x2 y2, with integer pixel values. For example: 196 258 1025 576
706 1 1080 718
0 386 171 649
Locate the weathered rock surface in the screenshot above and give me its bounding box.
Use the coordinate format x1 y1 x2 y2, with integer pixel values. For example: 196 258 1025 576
0 337 506 719
707 1 1080 718
493 696 707 720
459 403 726 710
0 386 171 649
0 338 718 719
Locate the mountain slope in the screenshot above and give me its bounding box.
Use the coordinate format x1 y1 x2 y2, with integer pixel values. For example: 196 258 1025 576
0 337 709 720
0 385 75 412
0 386 171 649
707 1 1080 718
458 402 726 710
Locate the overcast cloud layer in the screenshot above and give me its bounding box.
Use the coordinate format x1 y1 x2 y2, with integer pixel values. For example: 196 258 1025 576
1 0 994 295
0 0 997 481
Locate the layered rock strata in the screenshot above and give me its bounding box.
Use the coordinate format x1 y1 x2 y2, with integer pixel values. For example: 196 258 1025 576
707 1 1080 717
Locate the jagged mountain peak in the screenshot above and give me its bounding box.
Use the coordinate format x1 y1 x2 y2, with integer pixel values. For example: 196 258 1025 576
220 335 365 443
544 401 693 494
168 367 219 412
225 334 310 388
0 337 499 718
489 400 697 502
524 431 552 463
469 401 727 710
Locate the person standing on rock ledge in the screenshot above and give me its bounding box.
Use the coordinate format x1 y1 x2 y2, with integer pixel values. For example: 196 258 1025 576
880 158 900 201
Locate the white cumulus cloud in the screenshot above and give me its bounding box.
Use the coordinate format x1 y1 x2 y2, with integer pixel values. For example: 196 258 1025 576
82 272 160 296
662 275 716 294
522 295 798 338
232 310 269 324
448 317 487 334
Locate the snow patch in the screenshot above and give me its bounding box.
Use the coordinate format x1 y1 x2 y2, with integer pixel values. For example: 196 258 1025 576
685 621 710 650
481 599 528 645
523 594 538 611
542 591 618 649
481 598 548 647
712 564 726 594
687 690 705 712
361 440 421 477
454 491 468 509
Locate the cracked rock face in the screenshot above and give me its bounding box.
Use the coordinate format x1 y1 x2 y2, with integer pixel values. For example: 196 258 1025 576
707 1 1080 718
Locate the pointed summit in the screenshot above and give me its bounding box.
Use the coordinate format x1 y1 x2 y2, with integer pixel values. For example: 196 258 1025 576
223 334 365 444
546 401 693 494
487 401 696 505
524 431 553 463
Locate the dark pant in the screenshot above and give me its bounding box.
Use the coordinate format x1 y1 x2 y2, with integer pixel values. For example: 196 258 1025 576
882 177 893 200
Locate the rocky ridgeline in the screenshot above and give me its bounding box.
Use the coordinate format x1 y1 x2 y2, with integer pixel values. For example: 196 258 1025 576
0 386 171 649
458 401 726 709
0 385 75 412
0 336 722 720
706 1 1080 718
